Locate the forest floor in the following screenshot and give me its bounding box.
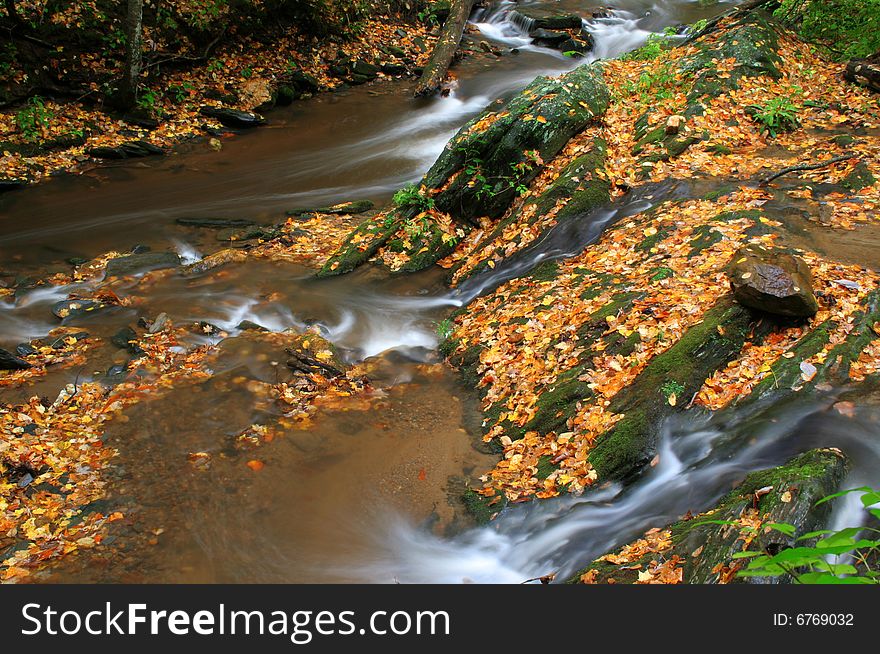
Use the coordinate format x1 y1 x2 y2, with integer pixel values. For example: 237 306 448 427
0 3 437 184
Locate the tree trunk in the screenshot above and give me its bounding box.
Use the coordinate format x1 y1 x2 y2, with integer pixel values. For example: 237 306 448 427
118 0 144 109
413 0 476 98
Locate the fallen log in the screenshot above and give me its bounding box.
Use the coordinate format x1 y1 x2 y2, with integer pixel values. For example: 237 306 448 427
844 53 880 94
413 0 476 97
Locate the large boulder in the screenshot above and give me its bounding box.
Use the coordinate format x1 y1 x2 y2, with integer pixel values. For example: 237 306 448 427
727 244 819 318
511 10 582 31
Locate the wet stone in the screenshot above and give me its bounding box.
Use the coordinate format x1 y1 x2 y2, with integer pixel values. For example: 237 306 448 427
111 326 144 355
49 331 89 348
52 299 105 320
728 244 819 318
0 347 32 370
176 217 257 228
105 251 181 277
200 107 267 128
237 320 269 332
529 28 569 45
15 343 38 357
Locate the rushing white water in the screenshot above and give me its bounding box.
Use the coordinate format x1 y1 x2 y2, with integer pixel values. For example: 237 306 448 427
352 396 880 583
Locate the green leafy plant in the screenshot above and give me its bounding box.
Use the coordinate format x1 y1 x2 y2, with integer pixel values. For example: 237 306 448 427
660 380 685 401
621 61 686 106
775 0 880 61
15 96 53 143
393 184 435 212
435 318 454 340
136 88 163 117
733 487 880 584
622 27 678 62
167 81 195 104
748 95 802 137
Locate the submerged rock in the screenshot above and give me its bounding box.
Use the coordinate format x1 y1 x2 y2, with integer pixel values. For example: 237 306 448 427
52 299 106 320
175 217 257 228
529 28 569 45
0 347 31 370
105 251 181 277
728 244 819 318
285 332 348 378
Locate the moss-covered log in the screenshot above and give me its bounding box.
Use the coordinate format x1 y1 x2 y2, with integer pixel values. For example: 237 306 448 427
569 448 848 584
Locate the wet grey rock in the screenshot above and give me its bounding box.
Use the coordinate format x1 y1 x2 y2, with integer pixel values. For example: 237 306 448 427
558 37 593 55
728 244 819 318
15 343 38 357
287 199 374 217
237 320 269 332
200 107 267 128
381 62 407 75
194 321 225 337
529 28 569 45
52 299 105 320
290 70 321 93
105 251 180 277
351 61 379 78
111 326 144 355
88 141 164 159
120 140 165 157
176 217 256 228
148 312 171 334
512 10 582 30
0 347 31 370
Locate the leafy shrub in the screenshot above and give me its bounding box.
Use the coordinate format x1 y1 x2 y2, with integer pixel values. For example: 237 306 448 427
393 184 435 212
775 0 880 61
15 96 53 143
734 487 880 584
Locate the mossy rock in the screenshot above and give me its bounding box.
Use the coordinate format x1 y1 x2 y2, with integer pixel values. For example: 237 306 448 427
679 12 783 106
569 448 848 584
589 298 755 481
423 63 610 224
840 161 876 192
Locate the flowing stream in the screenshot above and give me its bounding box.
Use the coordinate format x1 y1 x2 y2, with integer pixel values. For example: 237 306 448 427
2 1 877 583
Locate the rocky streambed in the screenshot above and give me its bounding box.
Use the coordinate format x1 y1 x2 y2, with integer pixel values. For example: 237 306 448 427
2 1 880 584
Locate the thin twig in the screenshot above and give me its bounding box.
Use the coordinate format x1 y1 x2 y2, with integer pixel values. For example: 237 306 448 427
758 153 857 186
